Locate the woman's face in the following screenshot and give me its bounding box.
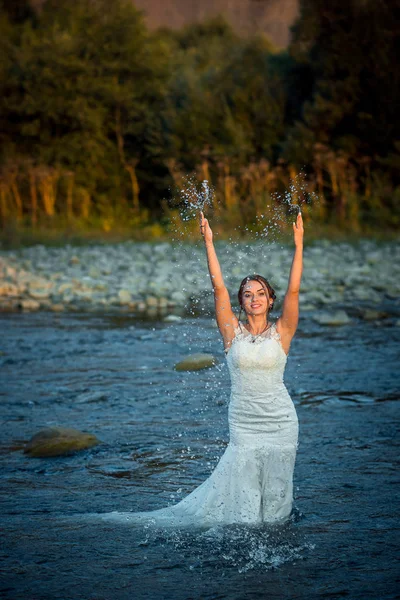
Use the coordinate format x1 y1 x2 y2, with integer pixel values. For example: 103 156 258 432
241 280 270 316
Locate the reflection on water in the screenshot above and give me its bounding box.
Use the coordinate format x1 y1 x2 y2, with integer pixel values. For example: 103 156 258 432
1 312 399 599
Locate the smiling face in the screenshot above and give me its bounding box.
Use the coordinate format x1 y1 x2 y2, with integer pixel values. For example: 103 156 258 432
240 279 271 317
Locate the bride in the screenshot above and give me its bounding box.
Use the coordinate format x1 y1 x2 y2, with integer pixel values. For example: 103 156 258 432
102 210 304 528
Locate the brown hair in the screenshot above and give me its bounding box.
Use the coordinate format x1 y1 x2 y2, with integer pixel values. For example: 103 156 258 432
237 275 276 311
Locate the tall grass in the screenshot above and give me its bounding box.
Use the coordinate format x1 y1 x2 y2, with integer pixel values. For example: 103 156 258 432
0 146 398 247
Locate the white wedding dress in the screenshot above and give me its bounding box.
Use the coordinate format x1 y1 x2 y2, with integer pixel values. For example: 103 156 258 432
100 322 299 528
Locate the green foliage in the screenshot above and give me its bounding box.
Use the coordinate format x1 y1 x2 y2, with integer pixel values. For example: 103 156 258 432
0 0 170 208
163 19 284 167
0 0 398 235
284 0 400 164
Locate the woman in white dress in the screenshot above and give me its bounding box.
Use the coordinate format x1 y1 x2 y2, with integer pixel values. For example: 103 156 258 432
102 210 304 528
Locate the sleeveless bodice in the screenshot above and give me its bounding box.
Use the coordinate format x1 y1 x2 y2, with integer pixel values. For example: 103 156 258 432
226 322 287 390
226 323 298 448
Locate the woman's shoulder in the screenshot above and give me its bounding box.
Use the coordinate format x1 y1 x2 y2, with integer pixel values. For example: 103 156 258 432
270 319 281 339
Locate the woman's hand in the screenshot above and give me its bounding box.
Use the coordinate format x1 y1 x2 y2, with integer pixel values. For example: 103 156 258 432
293 211 304 247
200 211 213 245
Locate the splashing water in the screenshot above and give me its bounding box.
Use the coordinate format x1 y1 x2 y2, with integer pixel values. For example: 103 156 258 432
175 176 214 223
143 517 315 573
283 171 312 214
252 171 315 240
170 169 317 244
167 170 318 325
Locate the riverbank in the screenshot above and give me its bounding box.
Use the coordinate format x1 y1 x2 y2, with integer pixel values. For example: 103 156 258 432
0 239 399 318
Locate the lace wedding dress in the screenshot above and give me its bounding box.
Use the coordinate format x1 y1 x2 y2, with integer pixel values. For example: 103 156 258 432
100 322 299 528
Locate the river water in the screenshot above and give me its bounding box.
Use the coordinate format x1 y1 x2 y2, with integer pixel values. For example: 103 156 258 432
1 310 399 599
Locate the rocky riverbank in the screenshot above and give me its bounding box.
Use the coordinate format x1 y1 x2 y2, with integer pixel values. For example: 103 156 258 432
0 240 399 320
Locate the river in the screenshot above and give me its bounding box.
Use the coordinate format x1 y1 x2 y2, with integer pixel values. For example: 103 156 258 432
1 310 399 599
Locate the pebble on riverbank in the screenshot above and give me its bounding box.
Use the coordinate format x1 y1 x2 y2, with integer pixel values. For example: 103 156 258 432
24 427 100 458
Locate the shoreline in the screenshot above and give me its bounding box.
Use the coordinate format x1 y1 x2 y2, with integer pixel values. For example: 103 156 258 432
1 223 399 251
0 239 399 318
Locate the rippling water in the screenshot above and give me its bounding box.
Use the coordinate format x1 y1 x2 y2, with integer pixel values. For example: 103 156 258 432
1 311 399 599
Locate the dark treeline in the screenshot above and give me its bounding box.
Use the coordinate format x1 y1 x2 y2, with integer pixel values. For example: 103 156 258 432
0 0 399 237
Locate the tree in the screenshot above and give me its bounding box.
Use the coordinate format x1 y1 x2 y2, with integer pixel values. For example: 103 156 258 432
0 0 170 215
283 0 400 165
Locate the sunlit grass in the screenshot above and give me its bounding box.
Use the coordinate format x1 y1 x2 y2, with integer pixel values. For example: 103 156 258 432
1 216 398 250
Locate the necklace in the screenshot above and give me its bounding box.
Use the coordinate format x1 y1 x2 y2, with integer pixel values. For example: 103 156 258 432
245 321 272 343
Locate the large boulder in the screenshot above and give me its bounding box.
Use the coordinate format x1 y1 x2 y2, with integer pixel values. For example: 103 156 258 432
175 353 217 371
24 427 100 458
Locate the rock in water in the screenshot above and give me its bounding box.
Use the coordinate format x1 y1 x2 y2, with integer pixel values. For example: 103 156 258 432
312 310 351 326
361 309 388 321
24 427 100 457
175 353 217 371
164 314 182 322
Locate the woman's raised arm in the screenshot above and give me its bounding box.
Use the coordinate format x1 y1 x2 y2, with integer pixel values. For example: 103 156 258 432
200 212 238 348
276 211 304 348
